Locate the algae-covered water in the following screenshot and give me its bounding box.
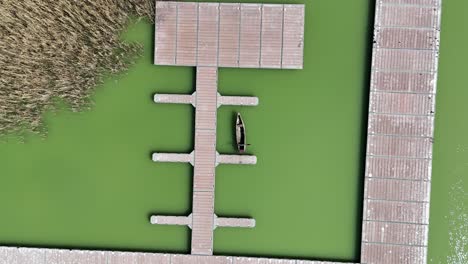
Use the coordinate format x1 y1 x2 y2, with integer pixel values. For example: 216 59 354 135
0 0 466 263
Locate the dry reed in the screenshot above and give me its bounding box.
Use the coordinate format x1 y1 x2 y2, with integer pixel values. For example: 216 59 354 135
0 0 155 134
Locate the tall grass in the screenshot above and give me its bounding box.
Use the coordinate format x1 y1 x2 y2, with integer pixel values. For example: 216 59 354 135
0 0 155 134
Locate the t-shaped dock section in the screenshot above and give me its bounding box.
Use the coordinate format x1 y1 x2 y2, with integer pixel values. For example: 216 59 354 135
151 1 305 256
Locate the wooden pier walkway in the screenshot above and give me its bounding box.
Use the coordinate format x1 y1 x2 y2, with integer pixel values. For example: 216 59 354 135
360 0 441 263
191 67 218 255
0 247 351 264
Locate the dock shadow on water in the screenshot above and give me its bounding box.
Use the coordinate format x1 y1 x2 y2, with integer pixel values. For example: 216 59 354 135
353 0 377 260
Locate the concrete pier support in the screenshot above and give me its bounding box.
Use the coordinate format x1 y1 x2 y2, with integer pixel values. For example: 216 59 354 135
149 214 256 229
154 94 195 105
154 93 259 107
150 215 192 227
216 153 257 165
218 94 259 107
215 217 256 228
152 152 194 165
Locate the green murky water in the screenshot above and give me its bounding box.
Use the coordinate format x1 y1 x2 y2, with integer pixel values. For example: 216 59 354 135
429 0 468 263
0 0 465 263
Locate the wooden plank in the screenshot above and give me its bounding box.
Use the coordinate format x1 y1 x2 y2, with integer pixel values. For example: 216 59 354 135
191 191 215 255
364 178 430 202
362 221 428 246
377 5 440 29
137 253 170 264
375 28 438 50
367 135 432 159
371 71 436 93
0 247 18 264
364 199 430 224
366 156 432 181
155 1 177 65
197 3 219 66
372 49 438 72
176 2 198 65
194 129 216 191
282 5 305 69
219 4 241 67
369 92 435 115
108 252 138 264
195 67 218 130
260 4 283 68
380 0 440 6
361 243 427 264
239 4 262 68
16 248 46 264
368 114 434 137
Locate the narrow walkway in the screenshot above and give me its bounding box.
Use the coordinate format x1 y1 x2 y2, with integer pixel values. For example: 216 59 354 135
191 67 218 255
0 246 349 264
361 1 442 263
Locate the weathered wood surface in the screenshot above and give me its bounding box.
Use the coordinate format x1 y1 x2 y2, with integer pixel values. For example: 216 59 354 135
361 0 441 263
0 247 352 264
154 2 305 69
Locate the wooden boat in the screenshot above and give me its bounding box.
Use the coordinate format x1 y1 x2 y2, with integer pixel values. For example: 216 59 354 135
236 113 247 153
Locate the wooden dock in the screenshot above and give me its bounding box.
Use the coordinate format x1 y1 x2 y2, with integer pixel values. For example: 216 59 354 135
0 1 443 263
360 0 441 263
152 66 258 256
151 1 305 256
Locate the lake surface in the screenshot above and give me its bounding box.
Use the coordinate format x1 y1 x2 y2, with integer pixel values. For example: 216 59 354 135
0 0 465 263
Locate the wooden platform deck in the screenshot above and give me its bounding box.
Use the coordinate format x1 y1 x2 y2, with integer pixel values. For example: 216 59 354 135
154 1 305 69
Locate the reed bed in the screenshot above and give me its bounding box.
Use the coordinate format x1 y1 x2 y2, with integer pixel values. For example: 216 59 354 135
0 0 155 134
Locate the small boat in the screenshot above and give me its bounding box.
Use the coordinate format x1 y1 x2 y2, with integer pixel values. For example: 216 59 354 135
236 113 247 153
